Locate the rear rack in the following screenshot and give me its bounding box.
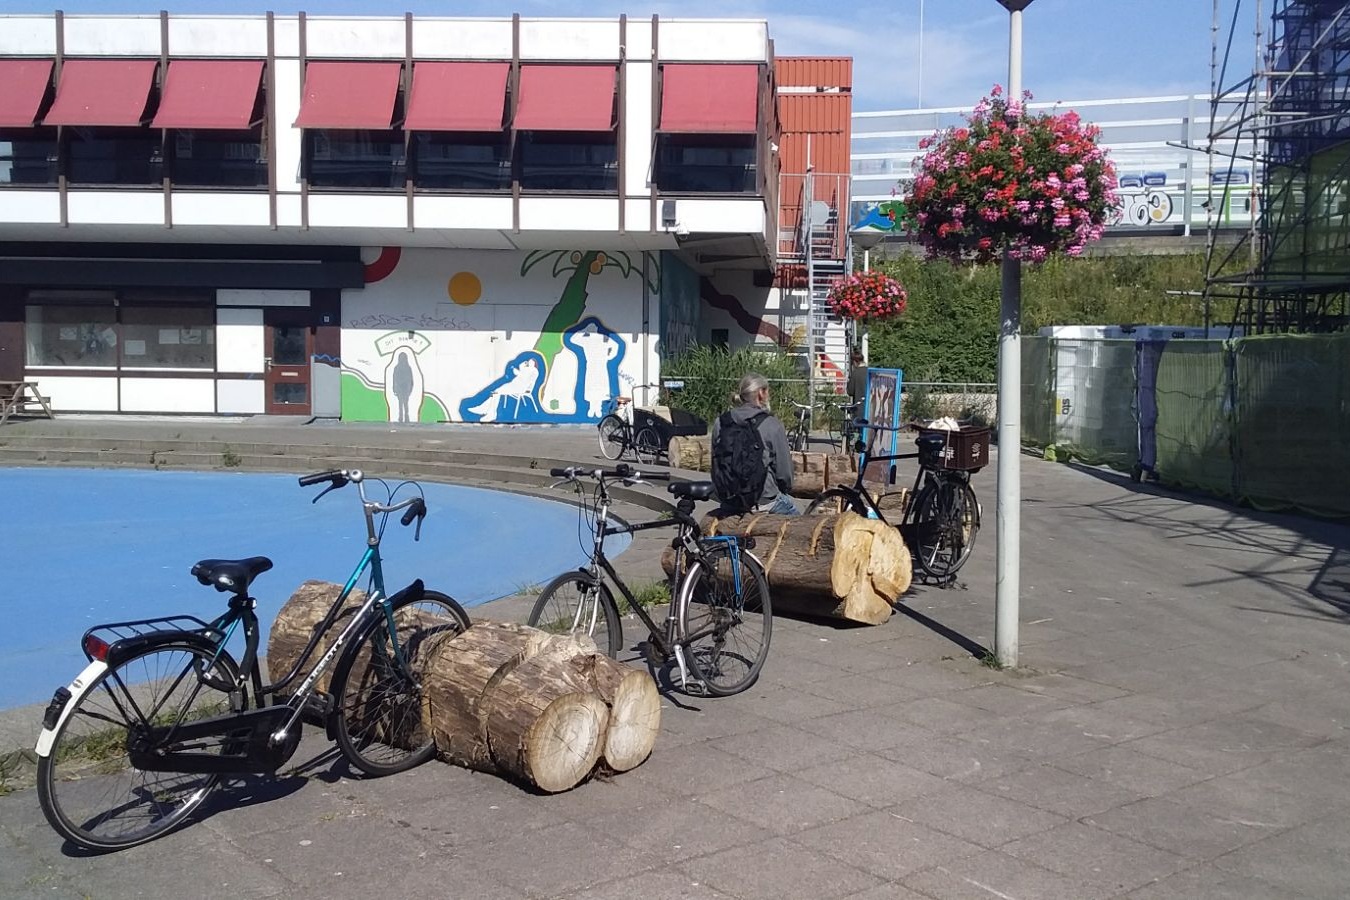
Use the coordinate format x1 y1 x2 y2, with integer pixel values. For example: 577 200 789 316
82 615 217 662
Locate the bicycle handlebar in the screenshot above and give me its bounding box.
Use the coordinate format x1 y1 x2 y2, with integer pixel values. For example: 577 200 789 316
548 464 670 483
298 469 346 487
851 418 903 433
299 468 427 533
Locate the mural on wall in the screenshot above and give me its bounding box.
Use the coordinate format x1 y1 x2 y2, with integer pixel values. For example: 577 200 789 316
459 316 626 423
378 331 429 424
342 328 451 424
340 247 658 424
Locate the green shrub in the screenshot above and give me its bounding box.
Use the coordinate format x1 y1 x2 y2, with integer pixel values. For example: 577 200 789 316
660 345 812 426
864 252 1212 384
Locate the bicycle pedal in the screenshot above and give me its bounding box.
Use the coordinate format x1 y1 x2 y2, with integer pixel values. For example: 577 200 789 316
683 680 709 697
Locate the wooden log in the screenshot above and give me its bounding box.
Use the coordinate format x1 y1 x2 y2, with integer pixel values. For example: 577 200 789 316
669 434 710 471
659 512 910 625
425 621 581 771
481 646 610 792
566 653 661 771
265 579 366 693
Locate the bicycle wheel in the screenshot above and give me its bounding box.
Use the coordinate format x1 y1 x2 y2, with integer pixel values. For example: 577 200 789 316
598 415 627 460
910 479 980 579
679 542 772 696
806 487 869 516
37 641 244 852
633 426 662 465
332 588 470 777
528 570 623 657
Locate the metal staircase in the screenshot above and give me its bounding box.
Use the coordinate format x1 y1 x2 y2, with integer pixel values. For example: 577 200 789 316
800 175 850 390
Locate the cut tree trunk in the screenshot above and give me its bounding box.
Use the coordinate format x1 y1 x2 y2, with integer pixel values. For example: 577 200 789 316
669 435 710 471
265 579 367 693
424 621 562 771
566 653 661 771
423 622 656 790
269 587 660 791
661 511 911 625
481 646 610 792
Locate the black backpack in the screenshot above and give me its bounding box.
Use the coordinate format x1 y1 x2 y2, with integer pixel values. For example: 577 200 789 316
711 410 770 512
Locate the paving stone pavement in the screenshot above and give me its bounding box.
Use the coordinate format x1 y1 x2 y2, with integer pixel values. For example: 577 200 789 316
2 418 1348 899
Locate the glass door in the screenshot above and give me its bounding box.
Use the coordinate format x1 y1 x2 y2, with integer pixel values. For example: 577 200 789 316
264 310 312 415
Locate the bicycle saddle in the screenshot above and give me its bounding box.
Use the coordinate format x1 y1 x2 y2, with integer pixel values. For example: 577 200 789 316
191 557 274 595
669 481 715 501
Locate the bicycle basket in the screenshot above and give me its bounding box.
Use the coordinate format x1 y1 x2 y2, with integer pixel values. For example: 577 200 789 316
917 426 990 472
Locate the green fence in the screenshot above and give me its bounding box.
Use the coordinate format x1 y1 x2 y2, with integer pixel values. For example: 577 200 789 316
1022 332 1350 518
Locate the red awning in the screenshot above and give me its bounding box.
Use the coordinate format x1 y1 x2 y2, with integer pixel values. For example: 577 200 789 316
404 62 508 131
660 64 759 133
43 59 157 127
294 61 402 129
0 59 54 128
514 65 615 132
151 59 264 129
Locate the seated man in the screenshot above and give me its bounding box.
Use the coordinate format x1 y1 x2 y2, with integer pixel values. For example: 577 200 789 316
710 373 798 516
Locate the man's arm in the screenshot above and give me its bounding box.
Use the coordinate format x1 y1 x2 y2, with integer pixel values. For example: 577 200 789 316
762 415 794 492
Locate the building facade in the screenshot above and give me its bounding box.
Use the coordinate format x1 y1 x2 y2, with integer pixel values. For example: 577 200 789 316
0 12 830 421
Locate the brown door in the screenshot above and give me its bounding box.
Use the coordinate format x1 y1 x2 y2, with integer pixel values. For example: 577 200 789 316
264 310 312 415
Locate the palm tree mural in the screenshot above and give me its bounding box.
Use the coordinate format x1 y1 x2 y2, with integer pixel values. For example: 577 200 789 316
522 250 660 371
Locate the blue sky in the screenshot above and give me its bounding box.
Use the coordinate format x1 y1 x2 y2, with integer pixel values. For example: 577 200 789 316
4 0 1258 111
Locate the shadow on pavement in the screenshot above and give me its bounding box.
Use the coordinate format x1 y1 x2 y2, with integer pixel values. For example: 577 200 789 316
1061 459 1350 623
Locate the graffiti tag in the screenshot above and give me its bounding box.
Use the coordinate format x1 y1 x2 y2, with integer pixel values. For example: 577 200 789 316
1107 189 1176 227
347 313 472 331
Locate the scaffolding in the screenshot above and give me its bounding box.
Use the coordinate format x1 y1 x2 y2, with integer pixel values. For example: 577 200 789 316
1203 0 1350 334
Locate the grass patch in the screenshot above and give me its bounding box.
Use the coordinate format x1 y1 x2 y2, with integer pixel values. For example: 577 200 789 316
221 446 242 468
617 580 671 615
979 650 1006 670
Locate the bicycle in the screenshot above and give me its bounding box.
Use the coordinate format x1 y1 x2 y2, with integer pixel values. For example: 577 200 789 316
807 422 982 583
597 384 663 463
527 464 772 697
787 401 813 451
832 401 862 451
34 468 470 852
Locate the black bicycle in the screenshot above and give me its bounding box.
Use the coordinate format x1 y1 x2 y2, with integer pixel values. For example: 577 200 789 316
808 421 983 583
527 464 772 697
34 469 470 852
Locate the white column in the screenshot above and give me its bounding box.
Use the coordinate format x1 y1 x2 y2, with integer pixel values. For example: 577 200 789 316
995 2 1027 668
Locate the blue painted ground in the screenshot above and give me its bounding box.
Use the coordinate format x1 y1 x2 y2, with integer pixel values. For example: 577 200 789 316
1 468 624 708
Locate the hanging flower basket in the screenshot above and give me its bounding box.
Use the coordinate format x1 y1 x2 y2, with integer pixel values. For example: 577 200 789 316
902 86 1119 264
826 270 908 322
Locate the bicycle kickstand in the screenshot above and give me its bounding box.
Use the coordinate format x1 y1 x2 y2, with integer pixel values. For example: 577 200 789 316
671 644 707 696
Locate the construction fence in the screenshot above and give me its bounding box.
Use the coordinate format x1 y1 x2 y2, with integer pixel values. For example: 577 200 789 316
1022 332 1350 518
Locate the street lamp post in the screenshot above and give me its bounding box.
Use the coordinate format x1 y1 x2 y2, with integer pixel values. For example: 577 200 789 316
994 0 1032 669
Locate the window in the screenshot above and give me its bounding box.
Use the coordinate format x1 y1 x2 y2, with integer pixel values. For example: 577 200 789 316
172 129 266 187
119 305 215 369
25 303 117 367
654 133 757 193
0 128 58 185
518 131 617 191
25 297 215 370
306 129 405 189
66 126 162 185
412 132 510 190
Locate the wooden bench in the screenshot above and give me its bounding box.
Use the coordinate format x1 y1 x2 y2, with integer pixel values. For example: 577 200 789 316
0 381 55 425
